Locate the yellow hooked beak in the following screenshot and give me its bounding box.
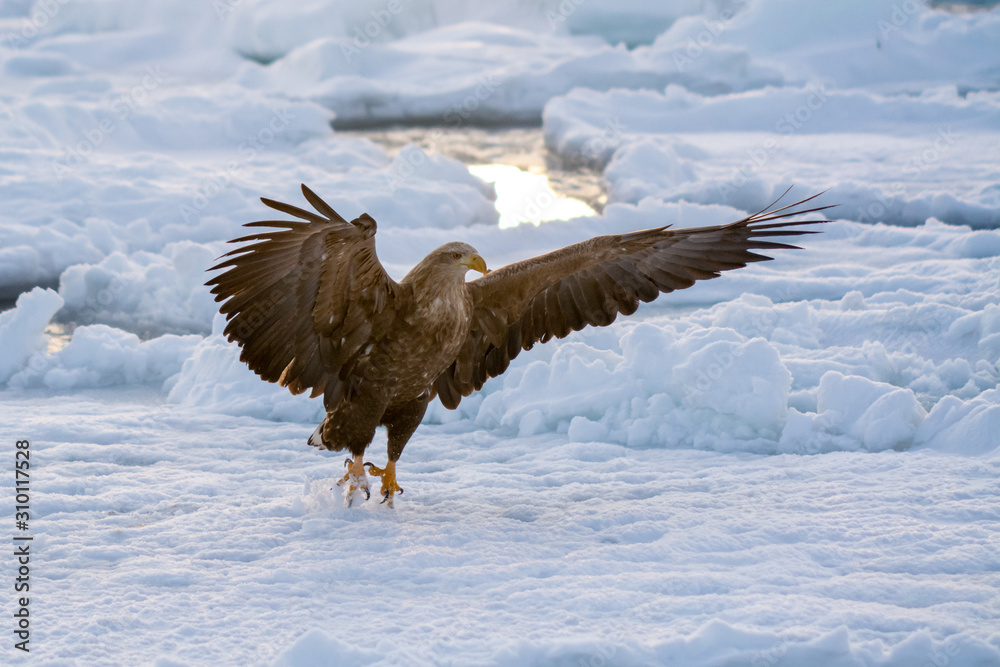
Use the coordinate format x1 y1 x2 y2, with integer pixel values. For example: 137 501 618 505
459 253 488 276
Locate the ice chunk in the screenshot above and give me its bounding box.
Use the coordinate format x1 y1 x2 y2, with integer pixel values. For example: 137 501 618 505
0 287 64 384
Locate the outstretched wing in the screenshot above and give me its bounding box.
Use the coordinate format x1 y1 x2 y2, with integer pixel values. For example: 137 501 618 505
206 184 402 406
434 191 833 409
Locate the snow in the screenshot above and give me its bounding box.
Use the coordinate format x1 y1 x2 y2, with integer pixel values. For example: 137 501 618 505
1 0 999 664
4 392 999 666
543 86 1000 226
0 287 64 384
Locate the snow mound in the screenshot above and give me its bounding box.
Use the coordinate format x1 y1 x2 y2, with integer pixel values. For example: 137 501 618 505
474 324 792 452
784 371 928 453
228 0 709 63
0 287 64 384
543 86 1000 227
9 324 201 390
272 619 1000 667
58 241 219 337
916 388 1000 457
658 0 1000 93
165 315 323 423
271 629 379 667
258 20 779 128
1 87 335 296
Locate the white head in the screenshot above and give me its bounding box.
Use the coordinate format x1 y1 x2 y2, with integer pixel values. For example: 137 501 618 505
402 241 487 285
426 242 487 278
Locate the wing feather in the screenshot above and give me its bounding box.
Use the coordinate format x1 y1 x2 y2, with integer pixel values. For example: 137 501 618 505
207 184 401 405
433 191 833 408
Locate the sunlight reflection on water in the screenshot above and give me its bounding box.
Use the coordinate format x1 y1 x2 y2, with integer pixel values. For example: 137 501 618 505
467 163 596 228
342 126 604 228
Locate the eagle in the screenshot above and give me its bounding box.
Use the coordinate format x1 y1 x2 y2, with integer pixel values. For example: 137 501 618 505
207 185 830 507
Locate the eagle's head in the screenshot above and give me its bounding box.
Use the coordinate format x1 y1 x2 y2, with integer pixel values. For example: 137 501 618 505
401 241 487 288
428 242 487 279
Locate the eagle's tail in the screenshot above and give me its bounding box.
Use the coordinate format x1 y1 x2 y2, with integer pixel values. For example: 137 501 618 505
307 418 345 451
307 422 325 449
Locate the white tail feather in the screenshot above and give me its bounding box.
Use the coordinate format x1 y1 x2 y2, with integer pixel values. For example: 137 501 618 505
307 422 323 448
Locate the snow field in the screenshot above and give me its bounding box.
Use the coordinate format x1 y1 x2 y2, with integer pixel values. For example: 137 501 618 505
1 391 997 665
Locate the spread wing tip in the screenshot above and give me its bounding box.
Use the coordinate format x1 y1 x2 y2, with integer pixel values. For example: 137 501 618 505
745 188 837 223
258 186 349 225
300 183 348 223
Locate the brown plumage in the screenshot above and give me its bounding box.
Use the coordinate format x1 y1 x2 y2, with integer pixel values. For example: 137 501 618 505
207 184 832 506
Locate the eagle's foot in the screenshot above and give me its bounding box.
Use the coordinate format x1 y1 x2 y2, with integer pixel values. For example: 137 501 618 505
364 460 403 508
336 457 370 507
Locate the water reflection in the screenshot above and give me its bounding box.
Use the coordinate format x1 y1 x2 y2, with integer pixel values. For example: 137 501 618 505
342 126 605 226
468 163 596 228
46 322 72 353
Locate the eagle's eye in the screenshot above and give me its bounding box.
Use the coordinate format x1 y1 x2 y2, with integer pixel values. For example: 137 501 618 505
451 252 462 260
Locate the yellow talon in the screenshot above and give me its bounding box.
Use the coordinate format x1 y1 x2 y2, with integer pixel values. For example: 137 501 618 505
336 457 370 507
364 460 403 508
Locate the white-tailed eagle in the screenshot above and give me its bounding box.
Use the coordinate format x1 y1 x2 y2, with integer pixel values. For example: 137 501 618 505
207 186 830 507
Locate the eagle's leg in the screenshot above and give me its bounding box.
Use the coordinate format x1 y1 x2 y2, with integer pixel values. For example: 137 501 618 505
364 460 402 507
369 396 429 508
322 392 385 507
336 455 371 507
